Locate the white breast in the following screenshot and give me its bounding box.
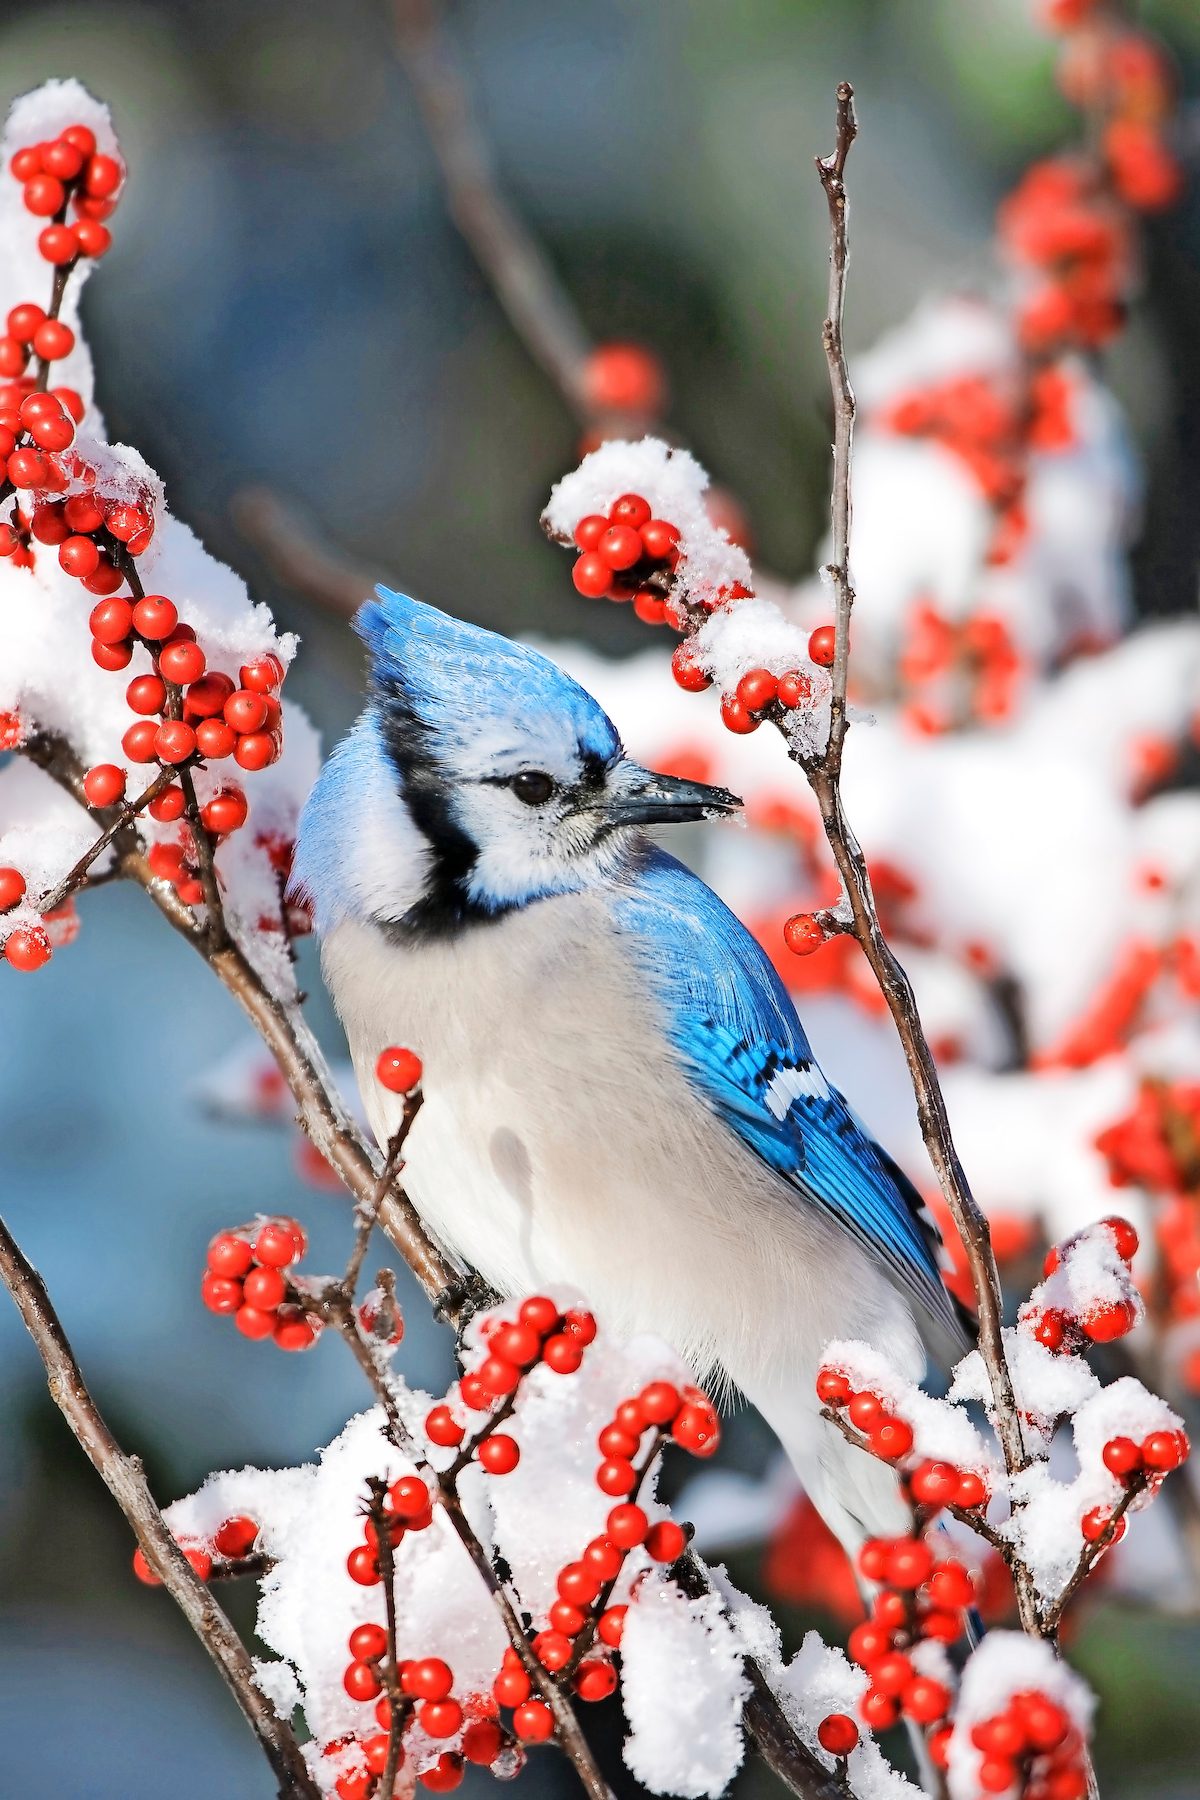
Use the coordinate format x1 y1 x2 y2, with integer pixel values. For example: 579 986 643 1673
320 893 922 1402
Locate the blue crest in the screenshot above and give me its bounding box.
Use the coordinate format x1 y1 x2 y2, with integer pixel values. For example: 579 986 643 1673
357 588 621 779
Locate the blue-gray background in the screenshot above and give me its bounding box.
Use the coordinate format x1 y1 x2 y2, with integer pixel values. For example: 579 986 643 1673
2 1 1199 1794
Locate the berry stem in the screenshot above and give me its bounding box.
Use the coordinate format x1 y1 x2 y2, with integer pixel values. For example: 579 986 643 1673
343 1099 423 1300
367 1478 407 1800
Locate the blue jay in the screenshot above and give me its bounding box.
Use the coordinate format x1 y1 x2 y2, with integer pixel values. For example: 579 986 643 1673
292 588 969 1552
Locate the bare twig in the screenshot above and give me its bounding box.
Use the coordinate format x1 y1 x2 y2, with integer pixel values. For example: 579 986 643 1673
802 87 1038 1634
392 0 595 421
343 1094 423 1300
0 1214 319 1799
232 488 378 620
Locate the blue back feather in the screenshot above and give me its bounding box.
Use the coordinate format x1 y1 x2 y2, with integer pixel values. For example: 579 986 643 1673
615 848 962 1339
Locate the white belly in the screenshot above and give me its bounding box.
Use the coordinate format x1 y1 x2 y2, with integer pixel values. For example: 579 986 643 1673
321 894 922 1399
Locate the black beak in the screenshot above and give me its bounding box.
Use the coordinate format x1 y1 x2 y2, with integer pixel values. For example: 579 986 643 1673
604 765 743 827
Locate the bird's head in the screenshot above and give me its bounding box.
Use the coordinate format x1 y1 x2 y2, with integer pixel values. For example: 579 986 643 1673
293 588 740 932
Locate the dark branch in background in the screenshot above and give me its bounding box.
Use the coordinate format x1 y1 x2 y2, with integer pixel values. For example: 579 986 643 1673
232 488 380 620
391 0 595 422
0 1215 319 1800
798 88 1040 1637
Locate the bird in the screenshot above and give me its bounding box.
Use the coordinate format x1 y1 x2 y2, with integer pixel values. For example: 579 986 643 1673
291 586 970 1553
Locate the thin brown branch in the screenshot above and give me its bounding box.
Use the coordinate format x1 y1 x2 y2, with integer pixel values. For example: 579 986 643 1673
0 1214 319 1799
343 1095 423 1299
392 0 594 421
36 765 175 914
369 1479 407 1800
232 488 378 619
802 88 1038 1634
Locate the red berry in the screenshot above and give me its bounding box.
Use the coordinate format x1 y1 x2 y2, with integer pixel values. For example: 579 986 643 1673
425 1404 464 1448
672 1395 720 1457
645 1520 686 1563
809 625 837 667
91 638 130 670
63 126 98 157
610 493 651 529
6 306 41 347
564 1307 597 1345
131 595 178 640
860 1688 899 1730
195 718 236 760
75 218 111 258
376 1045 423 1092
420 1699 464 1738
344 1659 383 1702
89 597 134 643
607 1503 648 1548
3 926 50 971
160 639 206 685
512 1699 554 1743
542 1333 584 1374
493 1663 531 1708
42 140 85 180
847 1622 890 1666
202 788 249 836
1082 1299 1137 1342
81 556 124 596
1142 1429 1189 1471
910 1460 960 1507
1034 1310 1068 1352
244 1265 287 1310
549 1599 586 1636
573 514 609 551
519 1295 561 1334
583 1536 623 1580
596 1458 636 1497
847 1391 883 1432
639 1380 681 1424
557 1561 602 1606
213 1515 259 1558
640 518 680 561
154 720 197 765
419 1754 463 1791
84 153 123 198
671 644 711 691
82 763 126 808
273 1307 317 1351
596 523 643 571
187 1547 214 1580
207 1232 253 1278
407 1656 452 1700
972 1714 1026 1758
126 673 166 716
235 1304 277 1341
735 669 778 712
61 495 102 532
55 534 97 578
462 1720 503 1766
346 1544 381 1585
720 693 759 735
459 1372 493 1410
903 1677 950 1724
783 913 824 956
979 1756 1019 1795
597 1605 626 1647
926 1560 975 1609
478 1354 521 1397
533 1630 572 1671
223 689 269 734
52 385 85 423
24 174 66 217
574 1659 617 1703
886 1538 933 1588
572 552 612 599
9 147 42 181
132 1546 161 1586
234 726 281 771
870 1651 913 1698
254 1220 299 1268
388 1474 431 1520
490 1322 541 1367
583 343 665 416
185 672 236 717
955 1470 988 1509
236 654 282 693
38 224 79 265
1103 1216 1139 1262
32 320 74 362
200 1271 242 1314
871 1416 915 1461
817 1713 859 1757
632 588 667 625
478 1433 520 1474
6 446 49 487
0 866 27 910
1102 1437 1142 1477
816 1367 851 1405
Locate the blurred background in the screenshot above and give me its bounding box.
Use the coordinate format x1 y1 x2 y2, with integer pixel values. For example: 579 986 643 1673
1 0 1199 1795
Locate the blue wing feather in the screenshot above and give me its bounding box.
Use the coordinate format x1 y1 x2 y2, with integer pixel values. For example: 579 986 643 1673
614 846 961 1337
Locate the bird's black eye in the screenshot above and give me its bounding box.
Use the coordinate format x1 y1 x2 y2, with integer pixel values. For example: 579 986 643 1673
510 770 555 806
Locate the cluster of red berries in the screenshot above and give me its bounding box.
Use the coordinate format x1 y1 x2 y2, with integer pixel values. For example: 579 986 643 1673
895 601 1026 735
845 1532 976 1749
132 1512 260 1588
1019 1217 1141 1352
0 123 121 511
1032 940 1165 1072
1051 15 1181 214
669 627 833 737
200 1215 318 1352
999 158 1132 354
967 1687 1090 1799
331 1296 718 1794
1086 1424 1190 1548
570 492 683 624
816 1366 990 1511
0 865 51 971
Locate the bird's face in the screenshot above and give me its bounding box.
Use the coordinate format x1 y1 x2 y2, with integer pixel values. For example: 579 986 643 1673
398 716 742 917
